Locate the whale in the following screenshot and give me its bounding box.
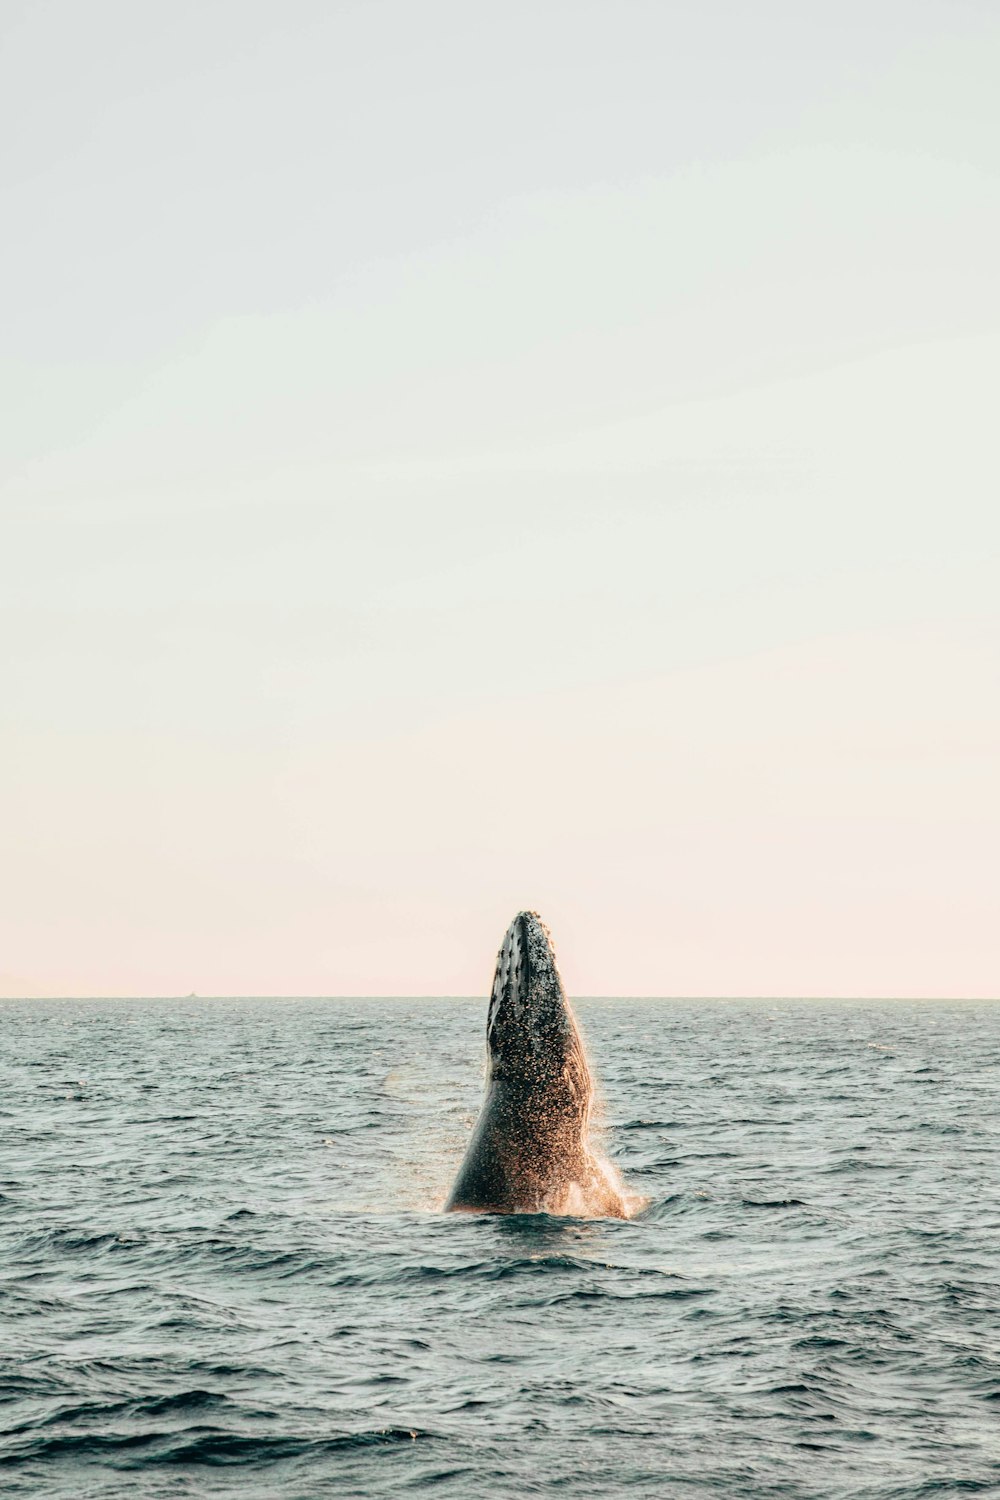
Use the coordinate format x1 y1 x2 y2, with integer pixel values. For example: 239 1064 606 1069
445 911 629 1218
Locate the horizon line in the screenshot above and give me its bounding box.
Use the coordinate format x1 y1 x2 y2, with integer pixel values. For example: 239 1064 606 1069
2 993 997 1004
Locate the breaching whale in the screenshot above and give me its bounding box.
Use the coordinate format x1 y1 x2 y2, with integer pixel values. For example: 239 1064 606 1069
445 911 629 1218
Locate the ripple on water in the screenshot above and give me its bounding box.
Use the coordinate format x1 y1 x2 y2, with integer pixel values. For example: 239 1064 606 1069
2 997 1000 1498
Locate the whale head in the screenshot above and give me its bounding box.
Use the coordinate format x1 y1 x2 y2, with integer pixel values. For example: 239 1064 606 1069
485 911 592 1106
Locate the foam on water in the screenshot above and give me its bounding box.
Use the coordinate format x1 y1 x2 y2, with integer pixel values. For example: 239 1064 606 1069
3 997 1000 1498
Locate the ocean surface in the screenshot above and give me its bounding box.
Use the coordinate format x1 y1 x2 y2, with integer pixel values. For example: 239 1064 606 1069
3 997 1000 1499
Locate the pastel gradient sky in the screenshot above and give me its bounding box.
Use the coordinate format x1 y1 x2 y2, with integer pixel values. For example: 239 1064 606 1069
2 1 998 997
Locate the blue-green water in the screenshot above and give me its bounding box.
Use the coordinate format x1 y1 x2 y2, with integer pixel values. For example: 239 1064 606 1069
3 998 999 1498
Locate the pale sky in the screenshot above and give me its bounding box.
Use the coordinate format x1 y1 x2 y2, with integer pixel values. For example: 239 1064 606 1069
2 1 998 998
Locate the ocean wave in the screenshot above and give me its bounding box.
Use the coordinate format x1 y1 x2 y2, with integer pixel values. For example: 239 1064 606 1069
4 996 1000 1498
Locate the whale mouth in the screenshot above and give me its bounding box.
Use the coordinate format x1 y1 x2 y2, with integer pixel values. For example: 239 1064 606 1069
485 911 591 1096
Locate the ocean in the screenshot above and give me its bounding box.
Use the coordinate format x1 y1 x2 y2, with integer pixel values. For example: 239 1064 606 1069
2 996 999 1498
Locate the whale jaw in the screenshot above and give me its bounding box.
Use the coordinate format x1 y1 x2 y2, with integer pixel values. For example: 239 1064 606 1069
485 911 591 1100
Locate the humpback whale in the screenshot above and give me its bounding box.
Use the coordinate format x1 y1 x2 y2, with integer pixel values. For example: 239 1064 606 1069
446 911 630 1218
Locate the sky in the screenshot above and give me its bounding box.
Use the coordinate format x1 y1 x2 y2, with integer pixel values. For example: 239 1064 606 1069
1 0 998 998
